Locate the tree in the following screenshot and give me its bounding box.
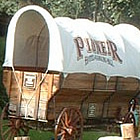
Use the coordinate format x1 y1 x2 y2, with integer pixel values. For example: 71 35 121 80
0 37 8 109
101 0 140 26
0 0 140 28
42 0 84 18
0 0 18 16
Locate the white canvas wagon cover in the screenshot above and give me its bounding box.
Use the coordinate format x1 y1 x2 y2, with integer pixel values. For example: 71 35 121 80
3 5 140 79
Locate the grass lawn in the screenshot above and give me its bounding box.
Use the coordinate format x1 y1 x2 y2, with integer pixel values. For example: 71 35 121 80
28 128 119 140
28 129 54 140
0 106 119 140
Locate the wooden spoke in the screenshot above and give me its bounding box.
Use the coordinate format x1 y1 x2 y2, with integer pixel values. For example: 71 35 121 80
0 104 29 140
6 132 13 140
55 107 83 140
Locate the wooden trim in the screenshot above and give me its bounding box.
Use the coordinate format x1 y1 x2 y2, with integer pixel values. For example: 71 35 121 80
48 74 54 99
7 70 12 97
16 72 23 116
13 66 47 73
101 77 119 118
3 67 61 74
2 70 12 97
34 73 42 120
45 74 54 119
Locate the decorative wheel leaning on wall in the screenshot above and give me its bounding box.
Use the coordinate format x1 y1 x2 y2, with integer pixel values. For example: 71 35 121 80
0 103 29 140
0 104 84 140
55 107 83 140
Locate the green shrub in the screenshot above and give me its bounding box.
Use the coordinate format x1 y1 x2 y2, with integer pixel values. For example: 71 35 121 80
0 36 8 109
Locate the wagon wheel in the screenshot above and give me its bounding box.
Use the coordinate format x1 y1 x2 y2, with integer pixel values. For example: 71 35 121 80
55 107 83 140
0 104 29 140
123 112 136 126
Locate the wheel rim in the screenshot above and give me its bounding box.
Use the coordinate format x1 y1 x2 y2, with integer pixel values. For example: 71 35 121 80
55 107 83 140
0 104 29 140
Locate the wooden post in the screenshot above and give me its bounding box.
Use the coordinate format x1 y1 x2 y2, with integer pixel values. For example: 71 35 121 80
34 73 41 120
17 71 24 116
121 123 135 140
14 136 30 140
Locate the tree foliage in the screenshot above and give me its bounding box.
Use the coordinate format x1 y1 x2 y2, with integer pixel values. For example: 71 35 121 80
0 0 140 25
0 37 8 109
41 0 83 18
101 0 140 26
0 0 18 16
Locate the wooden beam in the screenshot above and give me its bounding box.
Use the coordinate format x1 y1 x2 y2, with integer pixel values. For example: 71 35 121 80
17 71 23 116
34 73 42 120
45 74 54 119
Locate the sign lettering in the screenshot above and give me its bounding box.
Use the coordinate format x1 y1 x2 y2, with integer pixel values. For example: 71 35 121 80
74 37 122 66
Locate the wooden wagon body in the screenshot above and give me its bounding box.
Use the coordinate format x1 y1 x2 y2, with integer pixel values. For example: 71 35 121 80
1 5 140 140
3 70 140 122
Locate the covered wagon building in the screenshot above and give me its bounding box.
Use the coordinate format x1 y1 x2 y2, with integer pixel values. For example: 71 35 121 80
2 5 140 126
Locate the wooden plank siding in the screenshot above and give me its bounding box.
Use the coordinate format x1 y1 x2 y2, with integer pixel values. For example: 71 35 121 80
3 69 61 120
2 69 140 122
